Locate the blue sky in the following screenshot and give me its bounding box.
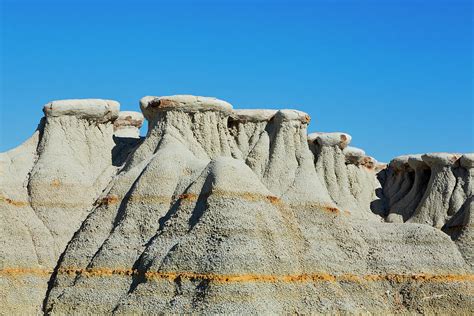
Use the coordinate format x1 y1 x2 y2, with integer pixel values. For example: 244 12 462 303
0 0 472 161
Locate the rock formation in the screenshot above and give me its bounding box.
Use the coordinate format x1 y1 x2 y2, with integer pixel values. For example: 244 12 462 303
1 99 121 314
0 95 472 315
384 152 473 267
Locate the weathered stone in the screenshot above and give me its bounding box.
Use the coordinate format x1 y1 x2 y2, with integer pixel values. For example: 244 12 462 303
0 95 472 315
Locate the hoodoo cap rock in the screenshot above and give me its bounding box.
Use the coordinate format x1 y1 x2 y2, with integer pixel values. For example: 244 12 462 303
389 155 411 170
460 153 474 168
43 99 120 122
343 146 366 164
407 155 429 169
140 95 233 121
230 109 278 122
421 152 461 167
274 109 311 123
308 132 352 149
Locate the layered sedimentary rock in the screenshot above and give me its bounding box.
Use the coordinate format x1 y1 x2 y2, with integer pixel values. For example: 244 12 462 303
0 95 473 315
0 99 125 314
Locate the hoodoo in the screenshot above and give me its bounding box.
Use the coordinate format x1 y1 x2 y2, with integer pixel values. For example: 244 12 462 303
0 95 472 314
0 99 121 314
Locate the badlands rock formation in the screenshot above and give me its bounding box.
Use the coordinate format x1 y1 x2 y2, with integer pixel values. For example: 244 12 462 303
384 153 473 267
0 95 472 315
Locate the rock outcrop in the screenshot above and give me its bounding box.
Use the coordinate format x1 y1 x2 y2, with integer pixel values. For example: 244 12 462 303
308 133 381 220
0 99 122 314
383 152 473 267
0 95 472 315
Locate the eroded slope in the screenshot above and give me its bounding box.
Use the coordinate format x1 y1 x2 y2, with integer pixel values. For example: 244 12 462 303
0 95 472 315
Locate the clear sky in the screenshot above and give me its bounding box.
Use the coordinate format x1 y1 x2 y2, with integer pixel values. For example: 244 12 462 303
0 0 472 162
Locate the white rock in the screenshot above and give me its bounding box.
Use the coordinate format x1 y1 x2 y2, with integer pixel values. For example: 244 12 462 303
422 152 461 167
140 95 233 121
343 146 366 164
43 99 119 122
274 109 311 123
231 109 278 122
308 132 352 149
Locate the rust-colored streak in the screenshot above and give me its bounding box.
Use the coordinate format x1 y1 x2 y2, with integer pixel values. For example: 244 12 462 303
1 268 473 284
177 193 199 202
287 202 341 215
0 268 53 277
177 191 283 207
323 205 340 214
96 194 120 206
0 195 28 207
1 191 340 216
266 195 281 205
50 179 61 188
302 115 311 124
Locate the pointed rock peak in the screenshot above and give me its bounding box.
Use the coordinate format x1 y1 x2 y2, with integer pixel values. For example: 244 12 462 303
230 109 278 122
308 132 352 149
421 152 461 167
43 99 119 122
460 153 474 168
140 95 233 120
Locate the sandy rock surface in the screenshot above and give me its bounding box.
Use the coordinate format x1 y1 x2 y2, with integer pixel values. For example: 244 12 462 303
0 95 472 315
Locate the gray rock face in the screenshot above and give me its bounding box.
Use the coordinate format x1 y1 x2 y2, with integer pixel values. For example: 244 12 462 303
43 99 119 122
0 95 472 315
308 133 381 220
1 99 124 315
383 153 474 267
